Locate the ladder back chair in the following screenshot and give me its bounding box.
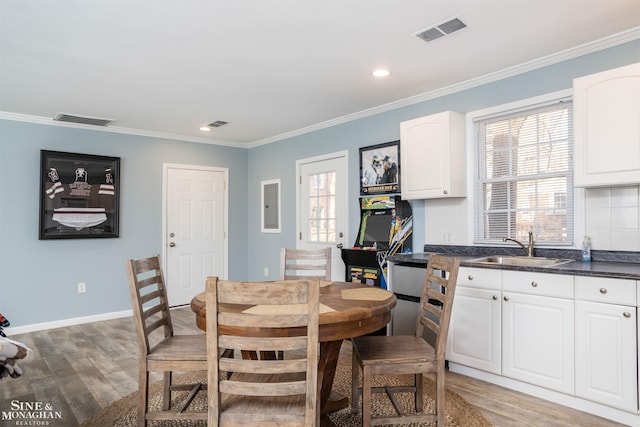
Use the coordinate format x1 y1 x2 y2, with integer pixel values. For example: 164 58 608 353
270 247 330 362
350 253 460 426
125 255 207 426
206 276 321 426
280 247 332 281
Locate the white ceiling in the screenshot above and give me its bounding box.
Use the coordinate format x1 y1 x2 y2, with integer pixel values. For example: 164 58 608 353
1 1 639 148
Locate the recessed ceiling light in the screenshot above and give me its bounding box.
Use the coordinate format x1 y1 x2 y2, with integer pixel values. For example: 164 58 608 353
200 126 211 131
372 69 390 78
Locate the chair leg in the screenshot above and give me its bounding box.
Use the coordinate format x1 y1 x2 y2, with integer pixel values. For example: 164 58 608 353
362 366 372 427
436 369 445 426
415 373 423 413
162 371 172 410
351 352 360 414
138 370 149 427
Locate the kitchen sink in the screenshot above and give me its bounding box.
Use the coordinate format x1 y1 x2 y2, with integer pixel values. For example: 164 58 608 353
469 255 574 268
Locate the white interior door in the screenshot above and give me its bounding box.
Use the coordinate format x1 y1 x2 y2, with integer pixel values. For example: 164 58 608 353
164 164 227 306
296 152 348 281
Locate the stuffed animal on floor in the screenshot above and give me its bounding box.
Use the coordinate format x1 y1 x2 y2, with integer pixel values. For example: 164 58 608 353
0 336 34 379
0 312 34 379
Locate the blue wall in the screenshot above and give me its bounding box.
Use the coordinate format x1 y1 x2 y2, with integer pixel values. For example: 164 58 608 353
1 39 638 328
0 122 248 327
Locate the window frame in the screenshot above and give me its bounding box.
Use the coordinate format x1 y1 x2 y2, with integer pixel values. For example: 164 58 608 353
468 89 575 247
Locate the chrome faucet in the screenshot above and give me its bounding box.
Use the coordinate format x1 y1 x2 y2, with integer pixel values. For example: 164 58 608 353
503 231 535 257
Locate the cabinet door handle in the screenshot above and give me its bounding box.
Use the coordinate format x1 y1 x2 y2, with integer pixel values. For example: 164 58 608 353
503 296 509 302
623 312 631 318
599 288 607 294
492 295 498 300
443 190 449 195
531 281 538 287
468 275 474 281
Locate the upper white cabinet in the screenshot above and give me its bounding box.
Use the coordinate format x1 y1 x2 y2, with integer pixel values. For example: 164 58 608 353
400 111 466 199
573 62 640 187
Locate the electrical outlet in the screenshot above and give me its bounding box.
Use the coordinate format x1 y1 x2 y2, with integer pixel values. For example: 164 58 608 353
264 267 269 277
77 282 86 294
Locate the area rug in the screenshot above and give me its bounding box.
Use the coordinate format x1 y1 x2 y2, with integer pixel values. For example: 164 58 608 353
80 358 492 426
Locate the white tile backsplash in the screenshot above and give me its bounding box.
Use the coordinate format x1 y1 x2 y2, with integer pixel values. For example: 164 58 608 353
584 185 640 251
585 207 611 229
611 186 639 207
610 229 640 251
611 207 639 228
585 187 611 208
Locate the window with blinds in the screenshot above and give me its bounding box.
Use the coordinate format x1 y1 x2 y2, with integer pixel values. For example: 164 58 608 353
473 98 573 246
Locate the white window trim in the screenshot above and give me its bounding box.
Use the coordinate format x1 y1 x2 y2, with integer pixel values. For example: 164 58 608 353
465 89 576 247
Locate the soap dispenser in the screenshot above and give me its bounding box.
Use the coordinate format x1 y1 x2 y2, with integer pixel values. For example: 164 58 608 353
581 236 592 262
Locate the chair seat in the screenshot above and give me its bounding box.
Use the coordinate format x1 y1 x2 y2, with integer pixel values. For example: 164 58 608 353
352 335 435 365
148 334 207 362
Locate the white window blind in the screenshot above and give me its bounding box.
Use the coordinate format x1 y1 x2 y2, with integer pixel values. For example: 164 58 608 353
473 98 573 246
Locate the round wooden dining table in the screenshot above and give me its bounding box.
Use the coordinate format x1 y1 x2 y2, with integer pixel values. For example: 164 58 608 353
190 280 396 416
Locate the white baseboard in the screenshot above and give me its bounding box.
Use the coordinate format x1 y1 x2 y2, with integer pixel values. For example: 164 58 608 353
6 309 133 336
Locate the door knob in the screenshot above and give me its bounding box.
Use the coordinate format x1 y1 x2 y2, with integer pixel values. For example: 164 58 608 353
169 242 176 247
336 243 344 249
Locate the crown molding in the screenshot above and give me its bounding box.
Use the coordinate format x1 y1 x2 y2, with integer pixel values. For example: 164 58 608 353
2 27 638 150
247 26 640 148
0 111 248 149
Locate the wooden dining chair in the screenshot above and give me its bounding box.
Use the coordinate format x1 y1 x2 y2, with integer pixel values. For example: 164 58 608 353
206 276 321 426
280 247 332 281
125 255 207 426
350 253 460 426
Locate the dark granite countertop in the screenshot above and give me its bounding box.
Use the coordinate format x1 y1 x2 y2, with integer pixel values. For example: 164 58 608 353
388 246 640 280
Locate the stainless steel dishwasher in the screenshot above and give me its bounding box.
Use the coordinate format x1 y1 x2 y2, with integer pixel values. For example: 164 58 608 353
389 261 443 345
388 263 426 335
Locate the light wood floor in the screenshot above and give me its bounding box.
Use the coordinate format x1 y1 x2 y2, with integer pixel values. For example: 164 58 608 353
0 307 628 427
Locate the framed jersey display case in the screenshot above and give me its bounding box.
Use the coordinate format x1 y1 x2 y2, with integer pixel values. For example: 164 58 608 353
39 150 120 239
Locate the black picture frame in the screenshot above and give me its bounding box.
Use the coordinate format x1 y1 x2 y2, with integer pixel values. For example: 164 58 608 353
39 150 120 239
359 140 400 196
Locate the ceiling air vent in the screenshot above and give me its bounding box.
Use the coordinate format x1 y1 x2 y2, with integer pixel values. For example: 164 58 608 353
208 120 228 128
53 112 114 127
414 17 467 43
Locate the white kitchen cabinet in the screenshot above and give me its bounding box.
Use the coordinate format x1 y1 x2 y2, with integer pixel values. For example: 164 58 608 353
575 301 637 411
573 62 640 187
447 267 501 373
501 271 574 394
400 111 466 199
446 286 501 374
575 276 637 412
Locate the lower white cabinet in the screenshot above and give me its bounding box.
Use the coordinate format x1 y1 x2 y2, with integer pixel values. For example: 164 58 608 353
574 275 638 412
575 300 637 411
446 286 501 374
502 291 575 394
446 267 640 424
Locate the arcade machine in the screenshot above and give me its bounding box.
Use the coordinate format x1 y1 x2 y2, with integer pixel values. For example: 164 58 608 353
340 195 413 290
